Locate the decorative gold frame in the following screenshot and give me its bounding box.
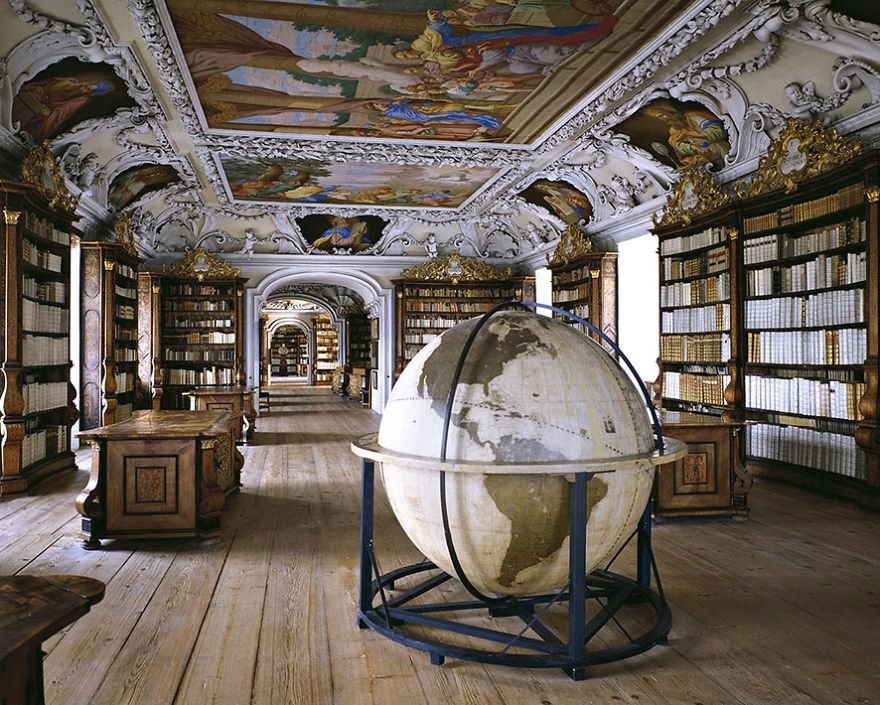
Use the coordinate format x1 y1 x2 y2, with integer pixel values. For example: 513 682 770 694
20 141 78 212
114 212 138 257
653 166 730 227
737 118 861 198
399 252 511 283
547 224 593 267
169 248 241 280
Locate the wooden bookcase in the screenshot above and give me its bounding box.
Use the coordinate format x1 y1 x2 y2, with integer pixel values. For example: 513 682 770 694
80 235 140 430
270 325 306 378
314 314 337 385
138 249 245 410
654 119 880 509
393 253 534 375
347 311 371 369
1 146 78 495
548 225 618 348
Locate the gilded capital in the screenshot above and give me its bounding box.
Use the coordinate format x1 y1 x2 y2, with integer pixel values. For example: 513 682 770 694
104 260 116 271
201 438 218 450
2 208 21 225
867 186 880 204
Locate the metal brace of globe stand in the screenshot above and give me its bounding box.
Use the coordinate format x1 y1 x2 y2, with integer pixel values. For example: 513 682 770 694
356 301 673 681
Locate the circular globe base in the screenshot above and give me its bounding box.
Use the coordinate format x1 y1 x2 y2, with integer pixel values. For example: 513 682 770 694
357 560 671 680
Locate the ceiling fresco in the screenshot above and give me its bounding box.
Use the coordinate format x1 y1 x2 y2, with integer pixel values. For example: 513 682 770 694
296 214 387 253
163 0 619 143
519 179 593 225
108 163 181 210
219 156 500 207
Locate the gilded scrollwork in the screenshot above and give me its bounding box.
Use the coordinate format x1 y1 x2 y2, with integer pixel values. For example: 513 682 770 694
654 166 730 227
547 224 594 267
169 248 241 280
399 252 512 283
20 142 78 212
736 118 861 198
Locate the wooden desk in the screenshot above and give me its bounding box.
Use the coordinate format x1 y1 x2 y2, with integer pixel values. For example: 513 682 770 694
76 411 243 548
655 411 752 518
185 386 256 443
0 574 105 705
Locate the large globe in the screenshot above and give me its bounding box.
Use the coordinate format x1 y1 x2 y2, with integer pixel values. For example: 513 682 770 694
377 310 658 598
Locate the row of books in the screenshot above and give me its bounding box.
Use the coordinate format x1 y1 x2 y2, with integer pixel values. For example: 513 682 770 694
163 367 235 385
744 289 864 329
661 246 728 281
659 226 727 256
403 286 514 299
22 381 67 415
115 372 134 394
746 424 865 479
23 240 63 273
746 250 866 296
23 334 68 366
115 284 136 300
663 371 730 406
116 402 133 423
164 350 235 362
742 183 864 234
747 328 866 366
24 276 65 304
22 425 68 469
553 265 599 285
556 303 590 323
554 284 592 304
23 299 66 334
164 300 233 312
22 212 70 245
661 273 729 308
745 375 864 420
405 317 457 330
404 332 440 345
117 262 136 280
661 303 730 334
743 217 865 264
164 284 234 296
116 348 137 362
118 304 135 320
165 332 235 344
164 317 233 328
115 325 137 341
406 301 496 314
660 332 730 363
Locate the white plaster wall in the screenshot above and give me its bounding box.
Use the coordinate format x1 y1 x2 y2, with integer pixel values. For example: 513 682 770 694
617 234 659 387
534 267 552 316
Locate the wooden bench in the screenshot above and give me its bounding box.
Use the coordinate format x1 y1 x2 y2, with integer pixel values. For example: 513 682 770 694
0 574 105 705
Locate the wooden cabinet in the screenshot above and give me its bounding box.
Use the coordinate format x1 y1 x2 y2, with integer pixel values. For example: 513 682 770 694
80 239 139 429
1 148 78 496
548 226 618 348
655 411 749 518
137 249 245 410
76 410 242 547
653 119 879 507
185 386 256 443
393 253 534 375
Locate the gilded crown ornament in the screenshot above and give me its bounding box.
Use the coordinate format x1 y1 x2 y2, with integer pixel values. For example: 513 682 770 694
114 212 138 257
548 224 594 267
169 248 241 280
736 118 861 198
20 142 78 213
653 166 729 227
399 252 511 284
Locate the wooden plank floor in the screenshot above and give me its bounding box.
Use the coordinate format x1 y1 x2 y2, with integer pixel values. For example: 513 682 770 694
2 386 880 705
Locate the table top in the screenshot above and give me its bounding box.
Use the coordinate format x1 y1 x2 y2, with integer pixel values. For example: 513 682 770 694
78 410 235 441
184 386 254 397
0 575 105 659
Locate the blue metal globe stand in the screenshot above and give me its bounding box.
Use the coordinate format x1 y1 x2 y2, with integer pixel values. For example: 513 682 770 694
355 302 674 681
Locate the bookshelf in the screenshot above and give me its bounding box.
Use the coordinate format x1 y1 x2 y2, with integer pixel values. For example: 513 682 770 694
80 228 140 429
393 253 534 375
270 325 306 378
139 250 245 410
347 311 371 369
547 225 618 349
653 119 879 508
314 314 338 385
1 145 78 495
